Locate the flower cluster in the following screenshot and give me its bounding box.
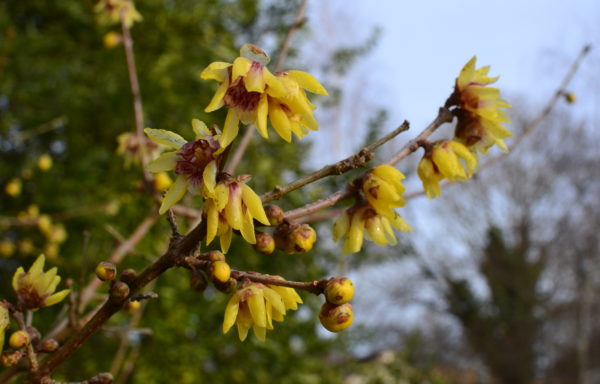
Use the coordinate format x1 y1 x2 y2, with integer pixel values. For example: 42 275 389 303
223 282 301 341
449 56 512 154
94 0 142 28
12 255 70 311
201 44 327 148
417 140 477 199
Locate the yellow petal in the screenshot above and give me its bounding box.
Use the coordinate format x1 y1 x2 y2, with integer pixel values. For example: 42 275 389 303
45 289 70 307
205 201 218 246
200 62 231 81
263 287 286 317
256 95 269 138
263 69 287 98
366 216 392 246
143 128 187 149
29 254 46 276
232 57 252 82
220 228 232 253
333 211 350 242
220 109 240 149
253 325 266 341
286 70 328 95
159 175 188 214
344 214 365 254
12 266 24 292
269 103 292 142
240 208 257 244
244 65 266 93
146 151 177 173
241 184 269 225
192 119 211 138
224 183 243 230
214 183 230 211
223 294 240 334
247 288 266 328
202 160 217 195
205 77 229 113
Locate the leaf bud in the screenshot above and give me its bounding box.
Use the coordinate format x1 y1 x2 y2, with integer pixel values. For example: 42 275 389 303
190 270 209 292
319 302 354 333
265 205 285 226
120 268 137 284
95 261 117 282
253 232 275 254
203 250 226 262
110 281 130 300
39 339 60 353
325 277 354 305
9 330 30 349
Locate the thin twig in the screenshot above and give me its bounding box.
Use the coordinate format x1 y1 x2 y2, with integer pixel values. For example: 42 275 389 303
12 311 39 373
261 121 410 203
225 0 309 175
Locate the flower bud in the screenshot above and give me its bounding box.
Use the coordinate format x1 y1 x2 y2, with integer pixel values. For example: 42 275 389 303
1 350 23 367
565 92 576 104
103 31 122 48
290 224 317 254
153 172 172 191
203 250 226 262
120 268 137 284
9 331 30 349
325 277 354 305
253 232 275 255
319 302 354 333
265 205 285 226
210 261 231 284
110 281 130 300
125 300 141 314
190 270 209 292
39 339 60 353
96 262 117 282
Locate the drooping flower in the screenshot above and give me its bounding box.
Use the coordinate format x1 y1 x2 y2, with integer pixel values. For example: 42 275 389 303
144 119 221 214
116 132 162 169
267 277 303 311
201 44 327 148
362 165 408 220
12 255 70 311
333 202 411 254
94 0 142 28
223 282 288 341
204 175 270 252
449 57 512 153
417 140 478 199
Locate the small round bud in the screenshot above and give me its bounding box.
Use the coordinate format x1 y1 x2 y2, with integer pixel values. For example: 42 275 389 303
565 92 576 104
96 261 117 282
125 300 141 314
265 205 285 226
1 351 23 367
39 339 60 353
203 250 226 262
153 172 172 191
120 268 137 284
89 372 114 384
253 232 275 255
190 270 209 292
110 281 130 300
290 224 317 254
319 303 354 333
214 277 237 294
103 31 122 48
9 330 30 349
325 277 354 305
210 261 231 284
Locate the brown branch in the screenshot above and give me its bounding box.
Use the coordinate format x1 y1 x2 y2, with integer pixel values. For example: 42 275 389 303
284 189 351 221
225 0 309 175
261 121 410 203
31 221 207 382
386 108 453 166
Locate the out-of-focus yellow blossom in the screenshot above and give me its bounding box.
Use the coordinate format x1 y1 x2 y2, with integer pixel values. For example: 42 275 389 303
116 132 162 169
0 305 8 353
144 120 221 214
267 277 303 311
95 0 142 28
450 57 512 154
333 203 411 254
417 140 478 199
18 239 34 255
201 44 327 148
37 214 53 236
103 32 122 48
37 154 53 171
223 282 288 341
204 176 270 252
12 254 70 311
0 240 15 257
5 178 21 197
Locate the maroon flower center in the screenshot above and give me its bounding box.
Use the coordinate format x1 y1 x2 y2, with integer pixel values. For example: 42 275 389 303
175 139 220 185
223 76 262 112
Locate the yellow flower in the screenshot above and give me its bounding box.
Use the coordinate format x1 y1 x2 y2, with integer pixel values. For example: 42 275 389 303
223 283 287 341
451 56 512 153
417 140 478 199
204 176 270 252
12 254 70 311
0 305 8 353
333 203 411 254
267 277 303 311
201 44 327 148
144 119 221 214
362 165 408 220
94 0 142 28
